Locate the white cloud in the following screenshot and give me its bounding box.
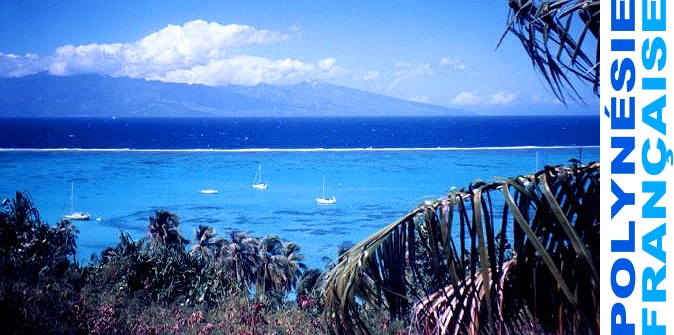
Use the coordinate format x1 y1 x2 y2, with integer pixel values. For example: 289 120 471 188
48 20 288 78
0 52 47 77
318 57 336 69
448 91 519 106
439 56 466 70
2 20 348 86
49 43 127 76
154 55 343 86
362 70 380 81
390 61 433 88
488 91 518 105
451 91 480 104
395 61 433 77
408 95 430 104
531 93 564 105
135 20 285 63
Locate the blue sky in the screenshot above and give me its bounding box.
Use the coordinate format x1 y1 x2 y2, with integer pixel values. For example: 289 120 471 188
0 0 598 114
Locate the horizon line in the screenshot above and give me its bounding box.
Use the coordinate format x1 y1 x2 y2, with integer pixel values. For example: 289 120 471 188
0 145 600 153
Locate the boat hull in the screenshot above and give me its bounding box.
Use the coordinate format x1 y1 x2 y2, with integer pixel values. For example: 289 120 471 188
252 183 268 190
63 212 90 221
316 197 336 205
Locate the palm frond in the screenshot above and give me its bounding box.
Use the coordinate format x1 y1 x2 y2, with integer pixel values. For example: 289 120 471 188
411 258 517 335
323 162 600 335
148 210 187 246
498 0 600 103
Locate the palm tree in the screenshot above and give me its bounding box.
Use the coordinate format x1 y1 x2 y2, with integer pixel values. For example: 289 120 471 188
53 219 80 264
499 0 599 103
255 235 306 303
147 210 188 247
323 162 600 335
0 191 79 279
99 232 140 264
191 225 219 257
282 241 306 288
220 230 261 288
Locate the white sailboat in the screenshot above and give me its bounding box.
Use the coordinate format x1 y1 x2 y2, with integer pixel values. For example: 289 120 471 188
252 165 268 189
200 170 219 194
63 182 90 221
316 176 336 204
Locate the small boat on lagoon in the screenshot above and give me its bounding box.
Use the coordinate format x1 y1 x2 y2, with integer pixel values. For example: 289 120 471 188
63 182 90 221
200 170 219 194
252 165 268 190
316 176 336 205
63 212 91 221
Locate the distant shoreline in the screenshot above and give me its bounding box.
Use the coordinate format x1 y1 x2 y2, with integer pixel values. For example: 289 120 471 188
0 145 599 152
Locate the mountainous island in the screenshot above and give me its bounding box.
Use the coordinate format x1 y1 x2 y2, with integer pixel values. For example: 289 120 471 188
0 73 466 117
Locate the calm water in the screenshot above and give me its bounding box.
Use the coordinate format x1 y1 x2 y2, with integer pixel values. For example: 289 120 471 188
0 116 599 267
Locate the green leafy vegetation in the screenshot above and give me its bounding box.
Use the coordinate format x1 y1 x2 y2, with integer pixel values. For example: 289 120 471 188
0 193 331 335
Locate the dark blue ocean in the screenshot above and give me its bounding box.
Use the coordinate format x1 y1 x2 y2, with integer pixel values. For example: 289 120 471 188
0 116 598 149
0 116 599 267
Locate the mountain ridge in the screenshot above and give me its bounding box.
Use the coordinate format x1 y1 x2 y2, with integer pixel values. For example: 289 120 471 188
0 73 468 117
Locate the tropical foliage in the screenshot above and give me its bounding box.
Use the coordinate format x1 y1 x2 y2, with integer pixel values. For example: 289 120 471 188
323 161 600 335
256 236 307 305
500 0 600 102
0 191 78 279
0 192 80 334
0 196 325 334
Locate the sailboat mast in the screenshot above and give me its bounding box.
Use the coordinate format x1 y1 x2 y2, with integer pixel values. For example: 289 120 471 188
535 150 539 171
70 181 74 213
